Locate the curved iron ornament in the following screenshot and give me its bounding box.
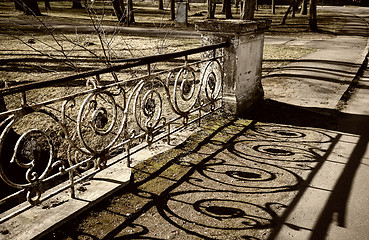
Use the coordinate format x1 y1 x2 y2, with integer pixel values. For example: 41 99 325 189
133 78 165 144
76 91 119 154
0 55 224 208
0 109 61 205
202 59 223 108
172 66 201 116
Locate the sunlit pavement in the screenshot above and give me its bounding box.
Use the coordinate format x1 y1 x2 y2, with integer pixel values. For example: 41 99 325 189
262 6 369 240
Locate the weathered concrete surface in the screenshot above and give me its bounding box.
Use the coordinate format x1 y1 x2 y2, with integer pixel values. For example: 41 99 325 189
263 18 368 110
196 19 270 115
0 164 132 240
262 6 369 240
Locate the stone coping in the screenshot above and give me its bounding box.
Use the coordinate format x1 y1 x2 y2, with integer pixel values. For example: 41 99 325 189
0 164 132 240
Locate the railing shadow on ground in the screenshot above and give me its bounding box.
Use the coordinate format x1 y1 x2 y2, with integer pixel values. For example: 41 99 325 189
247 99 369 240
44 98 369 240
263 59 361 75
262 59 362 83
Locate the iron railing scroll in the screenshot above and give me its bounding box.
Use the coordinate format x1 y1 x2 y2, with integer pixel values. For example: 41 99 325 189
0 41 228 223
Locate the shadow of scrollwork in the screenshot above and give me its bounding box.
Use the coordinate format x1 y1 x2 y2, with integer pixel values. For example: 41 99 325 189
144 124 334 239
45 111 346 240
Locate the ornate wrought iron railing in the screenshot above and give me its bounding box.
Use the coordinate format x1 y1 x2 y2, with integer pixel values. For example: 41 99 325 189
0 41 228 223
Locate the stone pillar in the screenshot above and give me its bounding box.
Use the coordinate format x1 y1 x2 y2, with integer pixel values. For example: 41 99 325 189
176 2 188 24
195 19 270 115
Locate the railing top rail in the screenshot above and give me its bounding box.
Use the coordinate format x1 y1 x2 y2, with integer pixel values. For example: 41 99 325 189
0 41 229 97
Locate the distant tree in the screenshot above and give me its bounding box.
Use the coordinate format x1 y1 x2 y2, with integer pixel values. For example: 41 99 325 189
207 0 216 19
222 0 233 19
112 0 126 22
235 0 240 8
170 0 175 20
111 0 134 24
72 0 83 8
158 0 164 10
14 0 23 11
281 1 292 24
292 0 298 17
281 0 303 24
308 0 317 31
45 0 51 10
127 0 135 24
240 0 256 20
14 0 42 16
271 0 275 14
300 0 308 15
281 0 298 24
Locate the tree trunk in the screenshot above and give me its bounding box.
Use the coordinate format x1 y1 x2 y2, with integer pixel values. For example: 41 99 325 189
300 0 308 15
22 0 42 16
223 0 233 19
281 1 293 24
271 0 275 14
14 0 23 11
45 0 51 10
72 0 83 9
308 0 317 31
158 0 164 10
235 0 240 8
170 0 175 20
240 0 256 20
112 0 126 22
127 0 135 24
207 0 216 19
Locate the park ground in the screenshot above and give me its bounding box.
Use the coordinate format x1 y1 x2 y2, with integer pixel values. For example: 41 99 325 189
0 1 345 85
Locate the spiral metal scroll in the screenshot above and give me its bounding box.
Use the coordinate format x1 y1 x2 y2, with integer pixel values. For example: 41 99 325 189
0 57 225 207
171 66 201 116
76 91 120 154
133 79 165 143
0 110 61 205
0 82 128 204
202 59 223 107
